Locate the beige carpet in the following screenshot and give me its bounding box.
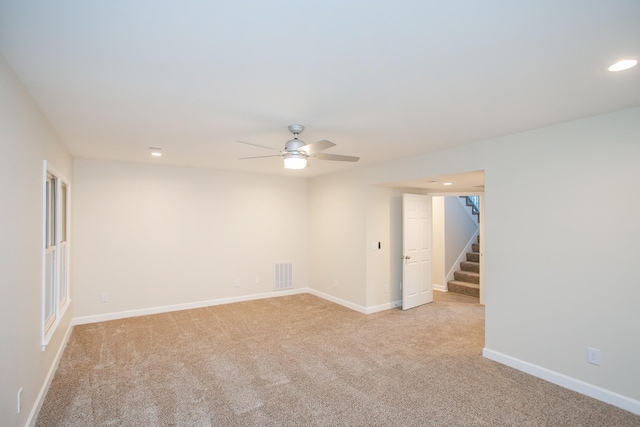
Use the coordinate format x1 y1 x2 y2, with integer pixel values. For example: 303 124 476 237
36 292 640 426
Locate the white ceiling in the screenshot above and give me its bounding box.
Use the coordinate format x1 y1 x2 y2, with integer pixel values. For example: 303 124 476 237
387 170 485 193
1 1 639 178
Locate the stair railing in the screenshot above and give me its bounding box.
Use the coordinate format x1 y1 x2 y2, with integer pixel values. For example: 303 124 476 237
466 195 480 218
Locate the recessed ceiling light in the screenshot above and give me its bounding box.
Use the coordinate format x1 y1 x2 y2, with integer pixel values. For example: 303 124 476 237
443 182 453 186
608 59 637 72
149 147 162 157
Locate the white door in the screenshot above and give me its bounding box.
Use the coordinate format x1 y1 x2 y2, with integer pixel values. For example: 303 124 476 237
402 193 433 310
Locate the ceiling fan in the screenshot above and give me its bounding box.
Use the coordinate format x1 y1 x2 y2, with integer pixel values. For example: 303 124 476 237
238 124 360 170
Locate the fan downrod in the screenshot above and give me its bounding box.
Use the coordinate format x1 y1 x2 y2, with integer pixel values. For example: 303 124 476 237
285 124 306 151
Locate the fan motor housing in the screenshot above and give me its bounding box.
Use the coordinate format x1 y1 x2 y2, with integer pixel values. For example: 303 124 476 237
285 138 306 152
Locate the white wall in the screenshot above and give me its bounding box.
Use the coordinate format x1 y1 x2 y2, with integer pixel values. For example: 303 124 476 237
364 186 410 309
365 187 393 308
0 55 74 425
308 172 367 307
432 196 445 290
72 159 309 318
308 178 413 312
308 106 640 410
483 108 640 406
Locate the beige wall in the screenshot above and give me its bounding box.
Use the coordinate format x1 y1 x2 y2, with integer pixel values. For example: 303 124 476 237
309 106 640 406
0 55 74 425
364 186 407 308
72 159 309 318
308 172 367 306
483 108 639 402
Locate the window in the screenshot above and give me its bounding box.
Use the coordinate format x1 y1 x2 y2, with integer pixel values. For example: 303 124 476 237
44 173 56 333
59 183 69 307
43 163 70 346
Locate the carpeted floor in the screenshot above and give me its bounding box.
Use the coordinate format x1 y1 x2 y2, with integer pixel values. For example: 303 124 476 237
36 292 640 426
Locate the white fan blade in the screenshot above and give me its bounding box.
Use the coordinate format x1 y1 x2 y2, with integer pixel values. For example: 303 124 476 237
239 154 283 160
299 139 336 154
237 140 282 152
314 153 360 162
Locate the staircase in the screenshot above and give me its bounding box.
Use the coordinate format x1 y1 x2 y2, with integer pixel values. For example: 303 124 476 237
447 235 480 298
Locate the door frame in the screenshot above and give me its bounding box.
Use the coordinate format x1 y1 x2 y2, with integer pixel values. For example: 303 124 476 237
412 191 485 305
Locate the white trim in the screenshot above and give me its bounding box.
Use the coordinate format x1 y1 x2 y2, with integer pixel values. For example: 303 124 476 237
363 301 400 314
28 322 74 427
308 290 399 314
483 348 640 416
306 289 368 314
433 284 448 292
72 288 307 325
58 181 71 310
423 191 484 197
72 288 403 327
41 301 70 351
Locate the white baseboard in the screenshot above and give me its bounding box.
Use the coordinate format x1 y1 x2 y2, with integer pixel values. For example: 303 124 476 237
364 301 401 314
72 288 308 325
306 289 368 314
307 290 398 314
433 284 448 292
483 348 640 416
73 288 403 327
27 321 74 427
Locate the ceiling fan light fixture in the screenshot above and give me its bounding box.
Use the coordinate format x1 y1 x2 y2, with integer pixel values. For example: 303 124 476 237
238 124 358 170
284 153 307 170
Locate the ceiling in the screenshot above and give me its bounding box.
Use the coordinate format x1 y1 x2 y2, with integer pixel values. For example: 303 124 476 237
387 170 485 193
1 1 639 178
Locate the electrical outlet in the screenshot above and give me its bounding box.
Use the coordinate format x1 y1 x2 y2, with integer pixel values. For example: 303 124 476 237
17 388 23 414
101 293 109 303
333 279 338 288
234 279 240 287
255 276 260 284
587 347 601 366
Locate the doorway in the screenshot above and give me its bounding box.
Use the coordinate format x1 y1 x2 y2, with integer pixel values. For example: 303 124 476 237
432 194 484 303
390 170 485 306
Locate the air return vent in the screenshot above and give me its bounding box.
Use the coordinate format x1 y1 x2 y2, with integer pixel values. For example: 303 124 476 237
274 262 293 290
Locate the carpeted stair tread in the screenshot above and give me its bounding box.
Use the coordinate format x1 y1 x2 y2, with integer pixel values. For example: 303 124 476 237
450 234 481 296
447 281 480 298
460 261 480 273
454 270 480 284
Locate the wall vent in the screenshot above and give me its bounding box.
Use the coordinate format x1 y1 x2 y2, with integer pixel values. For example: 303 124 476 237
274 262 293 290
